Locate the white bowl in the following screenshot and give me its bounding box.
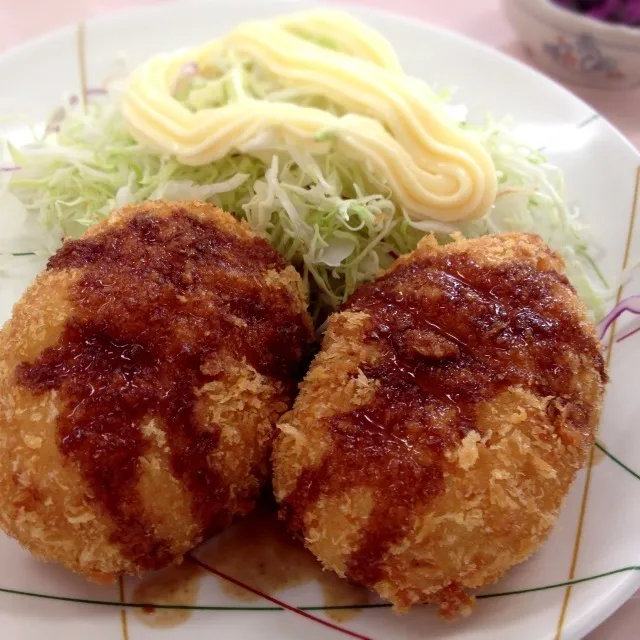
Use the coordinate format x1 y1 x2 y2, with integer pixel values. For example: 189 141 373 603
503 0 640 89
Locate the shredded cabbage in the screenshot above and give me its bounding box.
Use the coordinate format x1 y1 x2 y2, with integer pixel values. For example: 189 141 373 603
0 73 606 323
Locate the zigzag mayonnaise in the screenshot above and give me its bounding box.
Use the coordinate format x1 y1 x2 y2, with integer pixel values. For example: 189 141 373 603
122 10 497 222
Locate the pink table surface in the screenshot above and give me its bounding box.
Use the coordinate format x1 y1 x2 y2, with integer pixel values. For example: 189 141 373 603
0 0 638 637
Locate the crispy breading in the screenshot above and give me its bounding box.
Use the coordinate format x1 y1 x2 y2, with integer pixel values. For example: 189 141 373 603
0 200 313 581
272 232 606 618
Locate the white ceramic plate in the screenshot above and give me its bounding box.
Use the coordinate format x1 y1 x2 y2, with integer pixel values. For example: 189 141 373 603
1 1 639 639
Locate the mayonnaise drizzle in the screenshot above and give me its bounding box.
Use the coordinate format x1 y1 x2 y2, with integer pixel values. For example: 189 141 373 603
122 10 497 222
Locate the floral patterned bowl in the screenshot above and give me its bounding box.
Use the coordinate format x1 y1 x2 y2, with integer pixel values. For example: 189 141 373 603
503 0 640 89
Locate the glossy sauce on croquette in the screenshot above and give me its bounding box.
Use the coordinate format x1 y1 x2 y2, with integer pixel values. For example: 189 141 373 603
282 250 606 587
16 209 313 569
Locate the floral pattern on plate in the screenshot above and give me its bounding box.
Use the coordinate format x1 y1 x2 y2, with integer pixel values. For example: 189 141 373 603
543 33 625 79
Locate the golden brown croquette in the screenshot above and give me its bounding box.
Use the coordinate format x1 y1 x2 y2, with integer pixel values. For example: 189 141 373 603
272 232 606 618
0 200 314 582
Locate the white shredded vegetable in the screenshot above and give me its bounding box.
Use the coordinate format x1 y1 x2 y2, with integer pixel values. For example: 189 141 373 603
0 63 607 322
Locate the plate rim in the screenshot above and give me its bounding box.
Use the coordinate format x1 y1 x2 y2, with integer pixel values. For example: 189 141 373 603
0 1 638 639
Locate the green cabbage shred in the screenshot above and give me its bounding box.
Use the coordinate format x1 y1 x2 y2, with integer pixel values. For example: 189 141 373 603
0 59 606 323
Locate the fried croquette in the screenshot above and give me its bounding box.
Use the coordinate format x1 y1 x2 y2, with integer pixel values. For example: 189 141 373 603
272 232 606 619
0 200 314 581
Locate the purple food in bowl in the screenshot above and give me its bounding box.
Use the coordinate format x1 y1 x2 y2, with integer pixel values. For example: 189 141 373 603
551 0 640 26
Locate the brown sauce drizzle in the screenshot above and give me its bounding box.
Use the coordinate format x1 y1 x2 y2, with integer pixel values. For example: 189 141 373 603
282 250 606 588
133 506 368 628
201 504 369 622
133 558 201 628
16 209 313 569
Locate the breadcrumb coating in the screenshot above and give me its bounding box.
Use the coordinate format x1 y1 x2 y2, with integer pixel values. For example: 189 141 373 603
0 200 313 581
272 232 606 618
